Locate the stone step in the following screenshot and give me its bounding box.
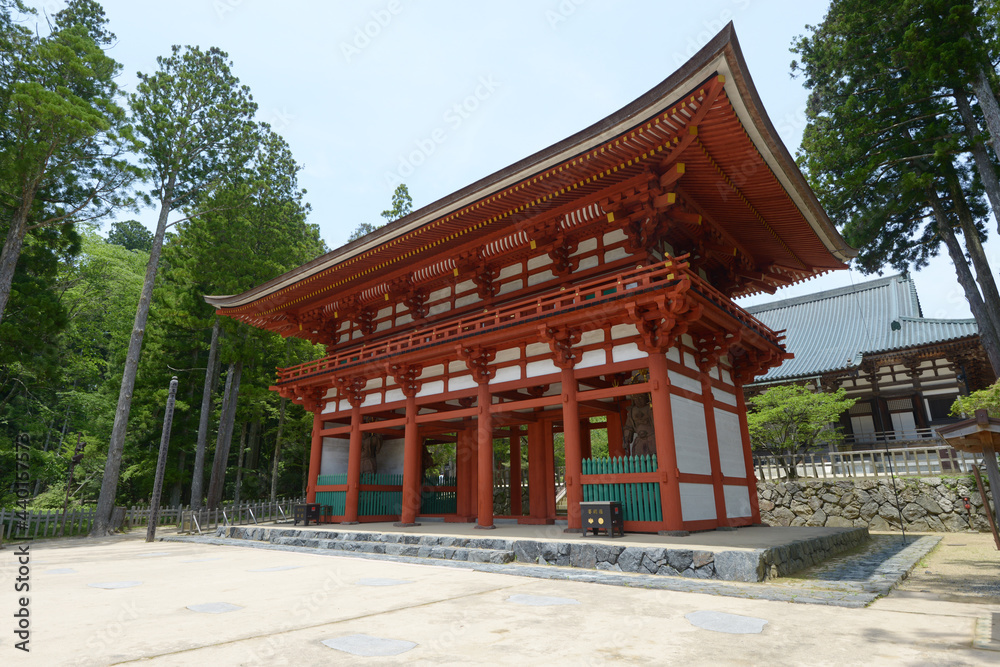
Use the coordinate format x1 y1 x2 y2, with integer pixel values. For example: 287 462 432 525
224 526 514 552
269 536 516 564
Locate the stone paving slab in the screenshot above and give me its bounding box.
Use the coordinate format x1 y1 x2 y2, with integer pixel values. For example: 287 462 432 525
161 532 940 607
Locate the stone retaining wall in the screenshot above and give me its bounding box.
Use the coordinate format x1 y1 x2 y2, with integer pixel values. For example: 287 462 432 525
758 476 995 532
218 525 870 582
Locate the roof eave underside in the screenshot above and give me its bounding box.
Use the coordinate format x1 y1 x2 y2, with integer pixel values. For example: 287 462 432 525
205 23 854 312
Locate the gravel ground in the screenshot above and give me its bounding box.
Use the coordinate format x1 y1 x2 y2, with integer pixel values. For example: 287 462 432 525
892 531 1000 604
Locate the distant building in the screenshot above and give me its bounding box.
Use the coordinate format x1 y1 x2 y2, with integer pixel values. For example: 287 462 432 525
744 274 995 448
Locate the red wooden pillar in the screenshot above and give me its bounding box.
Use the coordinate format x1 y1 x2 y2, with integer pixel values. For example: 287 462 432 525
543 419 556 518
527 421 547 520
397 392 421 526
509 427 523 516
306 410 323 503
580 419 593 460
606 409 625 458
560 366 584 531
735 382 762 523
455 426 475 519
700 374 728 527
476 380 495 529
647 352 684 532
344 400 363 524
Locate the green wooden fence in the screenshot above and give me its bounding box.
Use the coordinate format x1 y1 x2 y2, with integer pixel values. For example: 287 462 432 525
359 472 403 516
316 473 348 486
315 491 346 515
581 455 661 522
420 475 457 514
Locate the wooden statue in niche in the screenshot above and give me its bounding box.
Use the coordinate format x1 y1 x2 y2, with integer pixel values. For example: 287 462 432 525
623 393 656 457
360 422 382 475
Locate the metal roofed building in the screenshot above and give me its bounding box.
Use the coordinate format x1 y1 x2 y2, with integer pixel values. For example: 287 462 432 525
744 274 995 447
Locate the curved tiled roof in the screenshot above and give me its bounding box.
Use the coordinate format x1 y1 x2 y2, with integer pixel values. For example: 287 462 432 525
745 274 979 382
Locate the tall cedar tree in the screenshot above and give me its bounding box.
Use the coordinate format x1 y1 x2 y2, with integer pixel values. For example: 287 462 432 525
793 0 1000 373
147 128 323 509
0 0 135 325
91 46 257 536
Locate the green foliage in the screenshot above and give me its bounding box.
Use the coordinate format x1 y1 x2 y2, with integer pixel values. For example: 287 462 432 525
747 385 857 480
106 220 153 252
0 0 136 323
951 379 1000 417
381 183 413 222
348 184 412 241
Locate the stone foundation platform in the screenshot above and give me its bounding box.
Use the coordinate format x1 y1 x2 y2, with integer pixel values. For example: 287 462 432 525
216 524 870 582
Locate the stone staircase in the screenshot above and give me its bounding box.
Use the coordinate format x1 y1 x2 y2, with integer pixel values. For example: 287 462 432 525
218 526 516 564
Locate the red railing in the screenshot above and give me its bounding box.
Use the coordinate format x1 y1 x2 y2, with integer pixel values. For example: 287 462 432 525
276 257 782 385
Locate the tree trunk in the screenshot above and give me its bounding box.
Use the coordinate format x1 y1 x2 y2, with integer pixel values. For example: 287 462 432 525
270 396 287 502
233 422 247 506
190 317 222 509
946 170 1000 340
247 417 261 471
955 87 1000 232
206 360 242 509
972 67 1000 188
931 191 1000 373
91 186 175 536
0 197 34 325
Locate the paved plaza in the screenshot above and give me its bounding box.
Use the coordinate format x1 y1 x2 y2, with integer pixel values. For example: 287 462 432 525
1 528 998 665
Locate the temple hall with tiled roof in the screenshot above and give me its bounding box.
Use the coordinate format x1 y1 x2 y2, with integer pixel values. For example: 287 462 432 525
745 274 994 448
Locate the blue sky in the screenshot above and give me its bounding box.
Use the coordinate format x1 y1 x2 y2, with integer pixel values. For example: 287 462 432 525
26 0 1000 319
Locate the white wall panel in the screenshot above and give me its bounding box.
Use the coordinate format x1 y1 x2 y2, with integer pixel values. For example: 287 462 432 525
672 395 711 475
679 483 716 522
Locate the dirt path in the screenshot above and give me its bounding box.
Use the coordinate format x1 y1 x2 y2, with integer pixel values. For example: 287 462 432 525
892 531 1000 604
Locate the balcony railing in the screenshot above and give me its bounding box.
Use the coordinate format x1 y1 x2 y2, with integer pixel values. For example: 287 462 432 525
276 256 781 385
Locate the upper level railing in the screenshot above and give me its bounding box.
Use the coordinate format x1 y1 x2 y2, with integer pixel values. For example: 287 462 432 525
753 446 984 481
276 257 781 384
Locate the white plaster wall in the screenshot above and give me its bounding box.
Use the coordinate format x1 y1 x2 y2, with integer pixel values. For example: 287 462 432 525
724 485 752 518
668 370 701 394
679 483 717 522
379 438 405 475
715 408 746 478
672 395 711 475
320 437 348 476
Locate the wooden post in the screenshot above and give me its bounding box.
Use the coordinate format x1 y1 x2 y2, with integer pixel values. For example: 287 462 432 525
981 444 1000 530
147 378 179 542
510 426 523 516
648 352 684 533
527 421 546 519
606 408 625 458
561 366 584 531
476 380 495 529
580 419 593 460
398 392 422 526
306 411 323 503
455 426 475 518
543 419 556 518
344 401 363 523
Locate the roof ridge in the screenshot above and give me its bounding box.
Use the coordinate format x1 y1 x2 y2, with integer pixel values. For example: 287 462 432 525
744 273 906 314
897 315 979 325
